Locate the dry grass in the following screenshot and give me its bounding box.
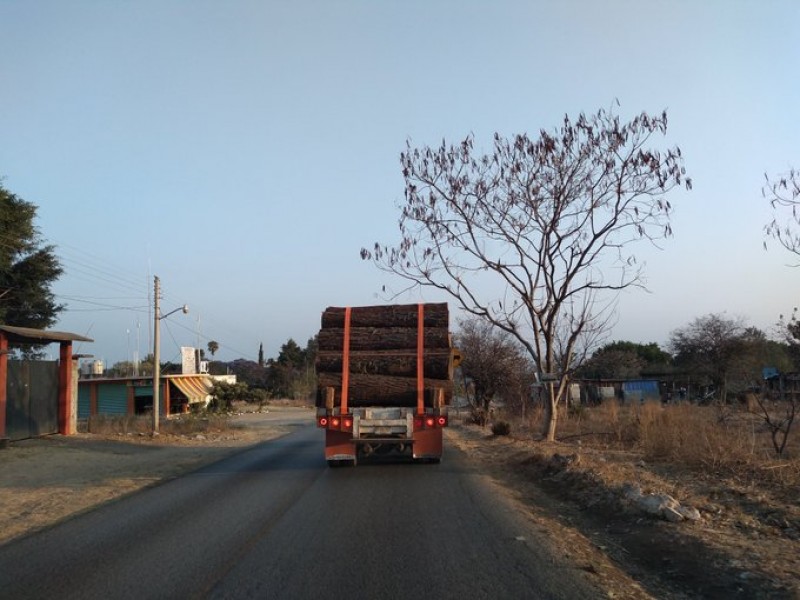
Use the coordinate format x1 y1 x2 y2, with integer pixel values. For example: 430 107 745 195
449 405 800 599
503 400 800 491
83 413 232 437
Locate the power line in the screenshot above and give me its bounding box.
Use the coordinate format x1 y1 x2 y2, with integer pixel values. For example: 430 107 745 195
2 230 269 361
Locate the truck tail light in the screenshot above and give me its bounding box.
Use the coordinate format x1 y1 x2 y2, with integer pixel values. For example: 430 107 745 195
319 415 353 431
414 415 447 430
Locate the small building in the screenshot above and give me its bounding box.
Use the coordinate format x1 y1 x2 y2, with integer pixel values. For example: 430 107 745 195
78 374 216 419
1 325 93 443
621 379 662 404
576 378 664 405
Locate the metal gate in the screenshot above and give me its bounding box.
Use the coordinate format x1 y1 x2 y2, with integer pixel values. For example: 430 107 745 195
6 360 60 441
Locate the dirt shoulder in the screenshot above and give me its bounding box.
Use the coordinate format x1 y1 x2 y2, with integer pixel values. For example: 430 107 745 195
0 405 313 545
445 425 800 600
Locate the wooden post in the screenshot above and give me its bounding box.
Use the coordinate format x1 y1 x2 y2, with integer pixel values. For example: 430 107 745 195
164 380 171 417
325 387 335 410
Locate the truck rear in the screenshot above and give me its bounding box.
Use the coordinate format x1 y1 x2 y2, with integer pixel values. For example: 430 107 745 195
315 303 457 466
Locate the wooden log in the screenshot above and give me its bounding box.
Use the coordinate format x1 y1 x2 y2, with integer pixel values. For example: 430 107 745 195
321 303 448 329
315 373 453 408
316 349 453 380
317 327 450 352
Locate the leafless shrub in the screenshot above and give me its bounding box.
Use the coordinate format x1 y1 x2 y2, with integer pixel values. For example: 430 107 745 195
750 393 798 458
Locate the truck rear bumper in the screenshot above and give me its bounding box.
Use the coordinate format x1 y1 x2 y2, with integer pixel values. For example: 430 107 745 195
323 428 442 461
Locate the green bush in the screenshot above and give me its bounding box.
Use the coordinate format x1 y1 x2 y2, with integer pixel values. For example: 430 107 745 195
209 381 269 412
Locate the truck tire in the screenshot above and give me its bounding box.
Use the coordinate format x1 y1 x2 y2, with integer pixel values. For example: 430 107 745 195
327 458 358 468
414 457 441 464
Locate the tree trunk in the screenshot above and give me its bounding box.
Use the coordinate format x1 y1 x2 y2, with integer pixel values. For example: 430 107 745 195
317 327 450 352
316 372 453 407
316 349 453 379
542 381 558 441
543 398 558 441
321 303 448 329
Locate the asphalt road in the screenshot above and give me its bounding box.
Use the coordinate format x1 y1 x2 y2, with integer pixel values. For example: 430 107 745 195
0 425 600 600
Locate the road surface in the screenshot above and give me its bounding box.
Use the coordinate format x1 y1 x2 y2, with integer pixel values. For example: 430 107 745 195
0 424 600 599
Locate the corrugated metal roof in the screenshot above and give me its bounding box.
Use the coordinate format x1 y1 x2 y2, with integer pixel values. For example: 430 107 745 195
167 375 213 403
0 325 94 343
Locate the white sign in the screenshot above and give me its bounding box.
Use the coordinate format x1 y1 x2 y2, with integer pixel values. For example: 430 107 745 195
181 347 197 375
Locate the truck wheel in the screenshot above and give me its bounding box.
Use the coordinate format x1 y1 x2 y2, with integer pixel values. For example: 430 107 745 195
327 459 341 468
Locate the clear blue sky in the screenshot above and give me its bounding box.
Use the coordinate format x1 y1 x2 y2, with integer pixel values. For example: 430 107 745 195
1 1 798 366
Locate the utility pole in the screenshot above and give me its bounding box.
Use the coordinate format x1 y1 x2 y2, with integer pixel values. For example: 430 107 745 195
151 276 188 434
153 276 161 433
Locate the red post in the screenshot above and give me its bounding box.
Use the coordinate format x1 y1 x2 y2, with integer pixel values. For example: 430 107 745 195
90 382 98 417
340 307 351 415
127 383 135 414
417 303 425 416
58 342 73 435
0 333 8 440
58 342 75 435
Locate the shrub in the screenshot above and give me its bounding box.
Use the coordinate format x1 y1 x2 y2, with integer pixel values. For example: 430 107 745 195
491 420 511 436
209 381 269 412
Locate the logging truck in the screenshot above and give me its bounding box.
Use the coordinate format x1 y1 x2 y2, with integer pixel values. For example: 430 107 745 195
315 303 458 466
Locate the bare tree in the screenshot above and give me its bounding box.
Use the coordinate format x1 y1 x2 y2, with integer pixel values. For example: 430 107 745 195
763 167 800 260
454 318 526 425
362 106 691 441
669 314 768 404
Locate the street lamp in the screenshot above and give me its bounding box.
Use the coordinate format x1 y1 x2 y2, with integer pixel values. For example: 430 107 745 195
152 275 188 433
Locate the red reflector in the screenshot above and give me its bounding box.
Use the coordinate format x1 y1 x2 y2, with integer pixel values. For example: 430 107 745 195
437 416 447 427
425 417 435 428
318 417 328 427
331 417 341 428
414 418 423 430
343 418 353 429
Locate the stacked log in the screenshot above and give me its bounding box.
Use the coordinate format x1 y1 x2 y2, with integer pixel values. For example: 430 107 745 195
315 303 453 408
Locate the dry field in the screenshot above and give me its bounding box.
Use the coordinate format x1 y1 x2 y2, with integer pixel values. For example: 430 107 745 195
448 400 800 599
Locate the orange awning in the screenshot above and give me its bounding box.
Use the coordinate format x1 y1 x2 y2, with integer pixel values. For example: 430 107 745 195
167 375 213 404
